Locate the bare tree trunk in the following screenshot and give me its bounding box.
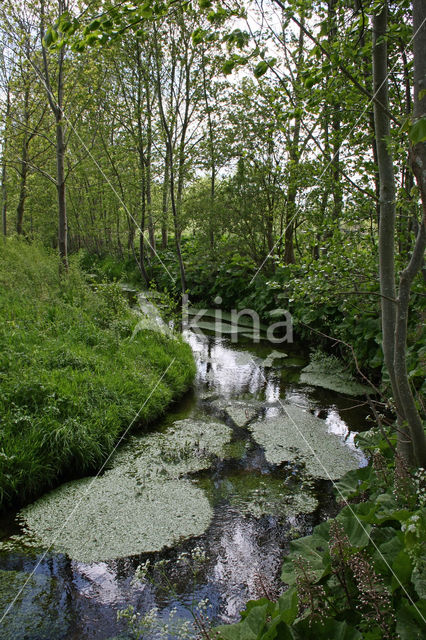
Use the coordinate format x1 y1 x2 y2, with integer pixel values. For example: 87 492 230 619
161 146 169 248
284 13 304 264
1 86 9 236
154 26 186 293
40 0 68 271
16 85 31 235
392 0 426 468
373 3 412 462
55 79 67 270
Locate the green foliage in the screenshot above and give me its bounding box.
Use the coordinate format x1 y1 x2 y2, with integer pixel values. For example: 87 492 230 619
216 433 426 640
409 117 426 145
0 238 195 509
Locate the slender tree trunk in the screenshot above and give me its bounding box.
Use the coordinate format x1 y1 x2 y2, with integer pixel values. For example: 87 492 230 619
1 86 9 237
201 51 216 249
154 27 186 293
284 13 304 264
392 0 426 467
16 149 28 235
328 0 342 220
40 0 68 271
161 146 169 248
56 108 67 269
373 3 412 462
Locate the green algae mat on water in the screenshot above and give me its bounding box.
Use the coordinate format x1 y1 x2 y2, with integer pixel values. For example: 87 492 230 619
19 419 233 562
249 405 362 479
20 474 213 563
299 351 370 397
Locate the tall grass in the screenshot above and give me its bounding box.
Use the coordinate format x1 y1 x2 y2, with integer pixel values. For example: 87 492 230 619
0 238 195 509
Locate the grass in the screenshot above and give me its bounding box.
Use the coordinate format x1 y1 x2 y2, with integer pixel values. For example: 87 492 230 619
0 237 195 510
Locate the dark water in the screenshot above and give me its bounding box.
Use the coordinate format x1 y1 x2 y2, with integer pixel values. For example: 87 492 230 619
0 329 369 640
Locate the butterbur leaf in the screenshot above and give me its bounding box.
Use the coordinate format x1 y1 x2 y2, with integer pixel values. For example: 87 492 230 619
294 618 362 639
409 117 426 145
281 532 330 585
215 603 269 639
396 598 426 639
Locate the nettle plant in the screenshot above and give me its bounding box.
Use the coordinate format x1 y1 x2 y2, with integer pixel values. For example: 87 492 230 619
215 432 426 640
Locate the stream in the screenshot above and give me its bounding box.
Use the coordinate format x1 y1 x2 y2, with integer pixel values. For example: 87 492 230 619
0 319 370 640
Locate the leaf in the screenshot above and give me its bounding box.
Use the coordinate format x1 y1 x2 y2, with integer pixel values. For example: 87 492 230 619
391 550 413 592
222 60 235 75
192 27 206 45
396 598 426 639
216 603 269 639
254 61 269 78
304 76 316 89
293 618 362 639
335 466 372 500
409 117 426 145
412 562 426 598
277 587 298 624
281 532 330 585
336 505 372 548
139 3 153 19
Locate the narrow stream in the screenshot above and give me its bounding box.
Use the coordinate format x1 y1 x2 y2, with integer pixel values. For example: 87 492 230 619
0 327 369 640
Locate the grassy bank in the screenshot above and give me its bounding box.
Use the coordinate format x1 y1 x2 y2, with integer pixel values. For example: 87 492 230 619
0 238 195 510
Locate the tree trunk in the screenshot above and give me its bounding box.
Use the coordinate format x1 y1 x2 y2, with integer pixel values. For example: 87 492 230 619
161 146 170 248
393 0 426 467
373 3 412 462
1 86 9 237
56 110 68 271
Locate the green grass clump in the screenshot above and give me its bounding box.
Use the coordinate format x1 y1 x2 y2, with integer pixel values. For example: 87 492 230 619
0 238 195 509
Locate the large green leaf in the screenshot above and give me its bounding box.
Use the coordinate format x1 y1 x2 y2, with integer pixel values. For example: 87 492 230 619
409 117 426 145
336 505 372 548
216 604 269 639
281 532 330 585
396 598 426 639
277 587 298 624
335 466 373 500
293 618 362 639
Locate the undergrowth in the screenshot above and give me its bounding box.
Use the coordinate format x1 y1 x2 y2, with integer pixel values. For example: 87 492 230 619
0 238 195 510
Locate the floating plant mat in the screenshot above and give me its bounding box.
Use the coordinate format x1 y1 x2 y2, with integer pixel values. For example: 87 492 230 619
20 475 213 563
208 398 261 427
197 473 318 519
19 419 234 562
111 418 233 477
299 354 370 397
262 350 288 368
249 405 362 479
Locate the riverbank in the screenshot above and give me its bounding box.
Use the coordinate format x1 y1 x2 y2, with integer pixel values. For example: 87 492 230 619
0 238 195 510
